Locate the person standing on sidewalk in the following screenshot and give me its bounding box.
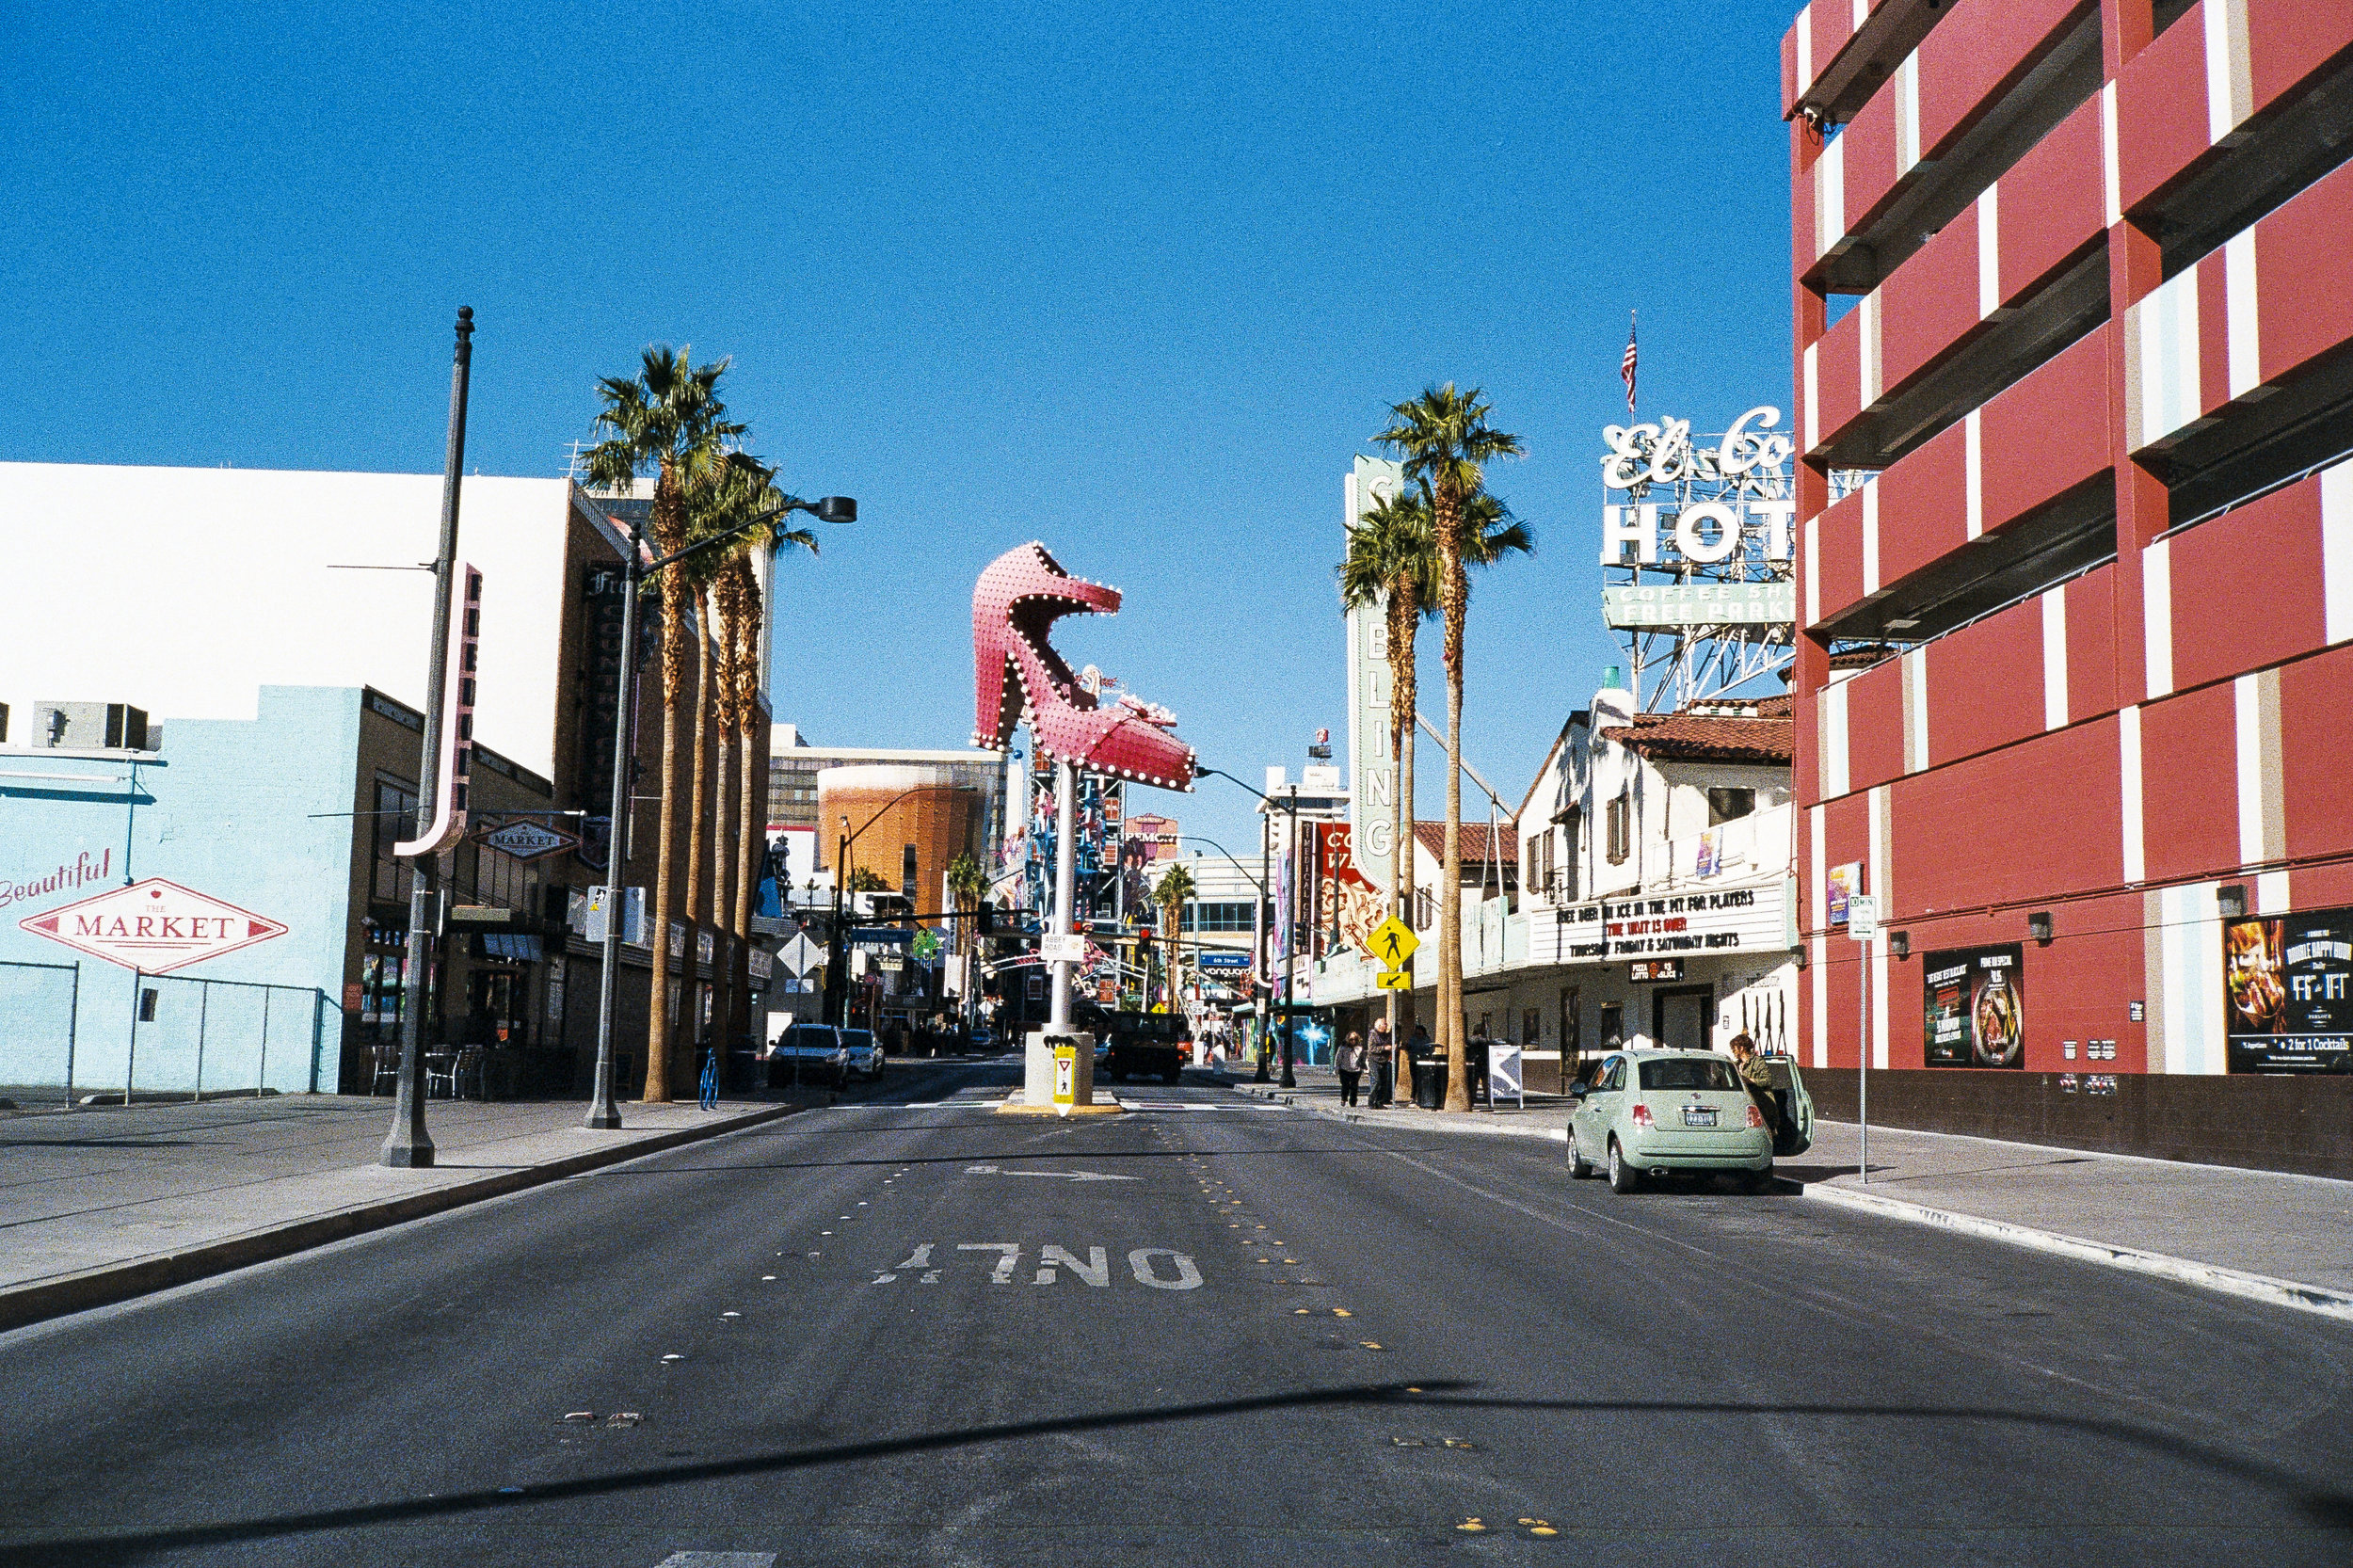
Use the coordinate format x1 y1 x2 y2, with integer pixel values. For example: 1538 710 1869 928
1336 1031 1367 1107
1368 1017 1395 1107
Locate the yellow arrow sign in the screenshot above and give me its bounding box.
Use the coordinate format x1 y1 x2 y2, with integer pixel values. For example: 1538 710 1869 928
1364 917 1419 968
1374 967 1413 991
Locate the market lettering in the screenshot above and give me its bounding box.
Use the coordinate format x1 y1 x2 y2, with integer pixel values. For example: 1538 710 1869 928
72 914 244 940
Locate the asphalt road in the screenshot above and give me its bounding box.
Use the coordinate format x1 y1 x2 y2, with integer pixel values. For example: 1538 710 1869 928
3 1057 2349 1567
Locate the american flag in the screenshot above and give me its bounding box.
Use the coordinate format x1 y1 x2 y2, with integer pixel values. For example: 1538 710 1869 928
1620 312 1638 414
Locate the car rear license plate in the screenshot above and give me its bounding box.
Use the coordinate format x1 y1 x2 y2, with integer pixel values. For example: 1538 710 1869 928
1682 1107 1718 1128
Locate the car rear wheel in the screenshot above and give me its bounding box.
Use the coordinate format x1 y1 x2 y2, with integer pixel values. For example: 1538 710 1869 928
1567 1127 1594 1179
1162 1068 1182 1085
1607 1138 1641 1194
1740 1166 1773 1194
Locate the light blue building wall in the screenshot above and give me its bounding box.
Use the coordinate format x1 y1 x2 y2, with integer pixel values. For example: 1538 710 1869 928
0 688 362 1097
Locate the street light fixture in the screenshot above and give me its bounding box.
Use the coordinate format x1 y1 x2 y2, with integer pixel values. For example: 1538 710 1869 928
586 491 856 1131
1195 764 1304 1089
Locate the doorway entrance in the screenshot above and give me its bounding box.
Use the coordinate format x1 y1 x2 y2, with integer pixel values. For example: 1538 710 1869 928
1653 985 1714 1053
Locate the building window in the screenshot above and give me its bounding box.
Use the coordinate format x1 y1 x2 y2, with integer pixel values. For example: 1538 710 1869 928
1708 787 1757 825
1414 887 1435 931
1183 901 1255 933
371 777 418 904
1606 790 1630 865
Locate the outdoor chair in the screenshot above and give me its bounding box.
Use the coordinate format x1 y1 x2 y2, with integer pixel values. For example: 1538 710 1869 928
370 1041 400 1096
426 1047 481 1100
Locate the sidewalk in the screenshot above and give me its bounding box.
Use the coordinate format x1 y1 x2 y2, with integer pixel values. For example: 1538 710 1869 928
1235 1064 2353 1319
0 1093 815 1333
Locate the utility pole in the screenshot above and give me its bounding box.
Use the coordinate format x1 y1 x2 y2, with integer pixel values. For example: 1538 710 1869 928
382 306 473 1169
585 511 643 1132
1281 783 1299 1089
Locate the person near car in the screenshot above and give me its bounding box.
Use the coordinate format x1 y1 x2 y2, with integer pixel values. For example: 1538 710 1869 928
1728 1032 1781 1138
1367 1017 1395 1107
1335 1030 1367 1107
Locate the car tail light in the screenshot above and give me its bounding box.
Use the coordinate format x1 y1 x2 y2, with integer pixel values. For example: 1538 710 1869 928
1630 1103 1654 1129
1745 1104 1766 1128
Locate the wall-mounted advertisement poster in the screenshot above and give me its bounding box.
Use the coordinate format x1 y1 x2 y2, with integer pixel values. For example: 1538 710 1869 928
1923 944 2025 1068
1827 863 1860 927
2224 906 2353 1073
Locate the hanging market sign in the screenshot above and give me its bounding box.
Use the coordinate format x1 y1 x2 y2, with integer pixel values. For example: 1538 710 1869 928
481 820 579 860
18 877 289 974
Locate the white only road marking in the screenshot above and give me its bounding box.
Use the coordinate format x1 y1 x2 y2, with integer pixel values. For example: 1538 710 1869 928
869 1242 1204 1289
962 1164 1140 1183
958 1241 1024 1284
655 1554 776 1566
1128 1248 1205 1290
1035 1244 1111 1287
873 1242 936 1285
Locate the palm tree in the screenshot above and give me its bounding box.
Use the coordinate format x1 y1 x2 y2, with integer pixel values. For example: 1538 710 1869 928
1337 488 1438 1053
1154 860 1196 1012
584 346 743 1103
945 851 989 1021
1373 384 1523 1112
732 496 814 1060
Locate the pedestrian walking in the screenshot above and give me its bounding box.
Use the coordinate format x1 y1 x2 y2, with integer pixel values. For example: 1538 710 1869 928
1336 1030 1367 1107
1728 1032 1783 1141
1368 1017 1395 1107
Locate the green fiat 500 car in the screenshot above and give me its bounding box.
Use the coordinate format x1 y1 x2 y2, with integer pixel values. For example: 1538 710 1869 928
1567 1048 1815 1193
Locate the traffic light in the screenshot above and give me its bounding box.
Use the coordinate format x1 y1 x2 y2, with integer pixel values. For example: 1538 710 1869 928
977 904 995 936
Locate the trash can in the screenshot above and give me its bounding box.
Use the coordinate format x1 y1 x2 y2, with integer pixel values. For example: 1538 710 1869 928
1411 1057 1447 1110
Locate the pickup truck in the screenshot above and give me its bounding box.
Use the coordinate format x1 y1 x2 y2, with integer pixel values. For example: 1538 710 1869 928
1095 1009 1191 1085
764 1024 849 1089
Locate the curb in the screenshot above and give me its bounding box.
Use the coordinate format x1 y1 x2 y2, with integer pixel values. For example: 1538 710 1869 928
0 1100 811 1336
1225 1083 2353 1323
1796 1180 2353 1323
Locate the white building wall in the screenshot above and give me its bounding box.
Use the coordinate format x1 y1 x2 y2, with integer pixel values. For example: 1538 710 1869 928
2 462 591 778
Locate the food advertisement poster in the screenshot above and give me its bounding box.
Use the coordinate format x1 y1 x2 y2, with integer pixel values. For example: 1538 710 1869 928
1922 944 2025 1068
2224 906 2353 1073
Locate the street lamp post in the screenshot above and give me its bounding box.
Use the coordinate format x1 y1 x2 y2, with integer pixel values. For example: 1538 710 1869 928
382 306 473 1170
1194 766 1304 1089
587 492 855 1130
824 783 944 1029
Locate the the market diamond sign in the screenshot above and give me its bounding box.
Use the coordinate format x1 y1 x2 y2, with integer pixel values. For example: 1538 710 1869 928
18 878 289 974
481 821 578 860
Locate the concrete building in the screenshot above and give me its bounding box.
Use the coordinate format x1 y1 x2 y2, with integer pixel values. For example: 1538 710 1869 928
1784 0 2353 1165
0 462 771 1100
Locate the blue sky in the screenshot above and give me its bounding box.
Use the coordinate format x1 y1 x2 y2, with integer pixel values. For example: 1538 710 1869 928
6 0 1801 854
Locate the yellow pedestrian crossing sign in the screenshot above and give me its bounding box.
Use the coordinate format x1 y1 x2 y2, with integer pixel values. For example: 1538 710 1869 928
1365 917 1418 968
1374 967 1413 990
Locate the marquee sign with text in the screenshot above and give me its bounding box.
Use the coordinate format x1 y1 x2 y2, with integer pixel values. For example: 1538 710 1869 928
1535 881 1786 968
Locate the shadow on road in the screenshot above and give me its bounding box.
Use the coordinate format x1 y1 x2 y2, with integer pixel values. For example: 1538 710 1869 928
8 1381 2349 1562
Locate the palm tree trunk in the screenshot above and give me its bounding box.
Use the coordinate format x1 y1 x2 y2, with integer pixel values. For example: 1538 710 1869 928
1387 586 1416 1054
710 639 737 1093
1437 490 1469 1112
646 652 682 1103
644 468 686 1105
731 567 765 1069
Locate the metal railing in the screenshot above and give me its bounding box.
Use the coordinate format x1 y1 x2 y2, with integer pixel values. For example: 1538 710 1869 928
0 964 330 1108
0 959 83 1106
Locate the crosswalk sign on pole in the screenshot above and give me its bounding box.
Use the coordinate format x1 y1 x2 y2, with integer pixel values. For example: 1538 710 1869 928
1363 917 1419 969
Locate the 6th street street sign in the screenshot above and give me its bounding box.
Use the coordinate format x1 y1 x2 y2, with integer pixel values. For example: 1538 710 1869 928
1363 917 1418 969
18 878 288 974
